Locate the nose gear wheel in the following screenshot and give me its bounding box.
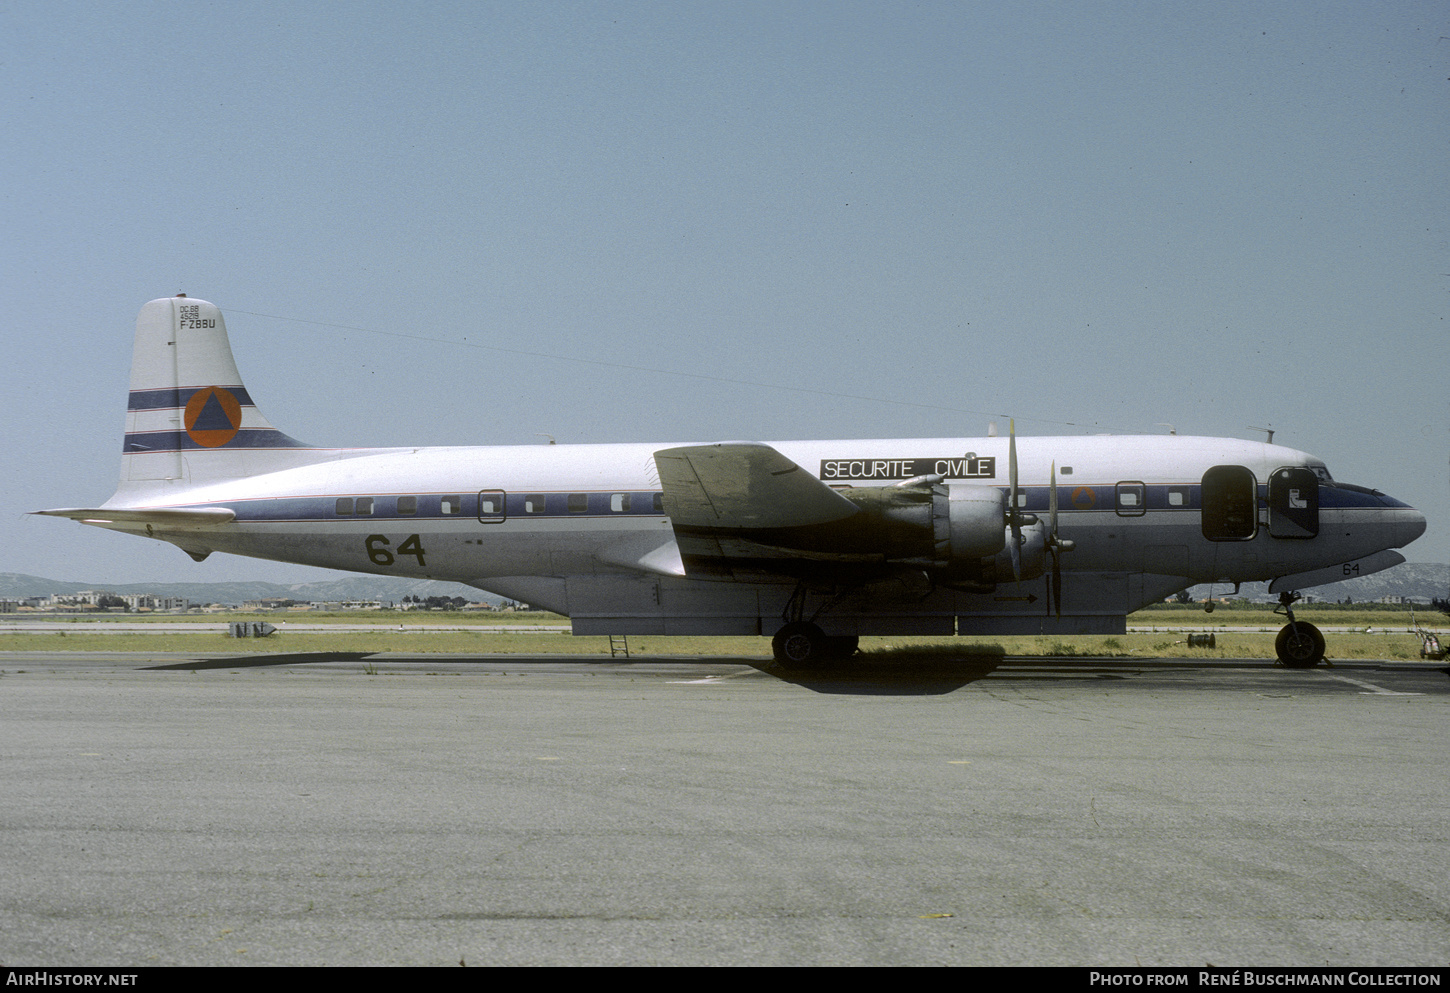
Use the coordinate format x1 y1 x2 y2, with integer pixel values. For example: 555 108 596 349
1273 591 1326 668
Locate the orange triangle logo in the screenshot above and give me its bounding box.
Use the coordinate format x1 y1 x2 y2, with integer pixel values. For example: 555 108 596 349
184 387 242 447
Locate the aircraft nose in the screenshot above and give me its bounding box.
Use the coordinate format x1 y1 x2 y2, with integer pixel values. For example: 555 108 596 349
1378 495 1428 548
1400 505 1428 547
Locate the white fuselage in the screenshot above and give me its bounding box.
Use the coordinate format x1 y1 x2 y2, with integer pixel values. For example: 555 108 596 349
98 433 1425 637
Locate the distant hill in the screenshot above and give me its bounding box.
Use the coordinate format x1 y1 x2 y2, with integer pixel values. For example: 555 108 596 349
0 572 502 606
3 562 1446 607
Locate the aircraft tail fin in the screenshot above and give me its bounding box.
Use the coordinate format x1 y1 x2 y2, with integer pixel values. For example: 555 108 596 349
114 295 330 501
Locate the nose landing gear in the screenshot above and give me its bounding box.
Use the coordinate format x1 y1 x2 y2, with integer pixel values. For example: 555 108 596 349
1274 591 1326 668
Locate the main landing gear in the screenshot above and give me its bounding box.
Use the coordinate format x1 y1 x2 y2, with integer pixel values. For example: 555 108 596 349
771 622 859 667
1274 591 1326 668
771 583 860 666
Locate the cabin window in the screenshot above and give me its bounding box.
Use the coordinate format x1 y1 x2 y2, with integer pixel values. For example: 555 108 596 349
441 495 462 515
653 493 665 513
1167 486 1188 508
610 493 631 512
335 497 354 516
524 494 546 514
356 497 374 516
567 493 589 513
1115 482 1146 517
1059 466 1073 476
397 496 417 516
477 490 506 523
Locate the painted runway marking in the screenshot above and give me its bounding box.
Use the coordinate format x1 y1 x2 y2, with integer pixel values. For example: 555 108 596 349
670 668 765 684
1319 673 1421 696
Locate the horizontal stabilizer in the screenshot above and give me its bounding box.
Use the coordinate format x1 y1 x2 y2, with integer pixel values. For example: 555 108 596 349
33 507 236 528
654 443 858 530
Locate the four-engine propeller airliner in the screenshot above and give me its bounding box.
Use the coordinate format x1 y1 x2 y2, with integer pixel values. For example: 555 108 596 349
38 296 1427 667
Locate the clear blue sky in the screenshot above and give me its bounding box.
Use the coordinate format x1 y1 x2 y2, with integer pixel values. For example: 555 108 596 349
4 0 1446 585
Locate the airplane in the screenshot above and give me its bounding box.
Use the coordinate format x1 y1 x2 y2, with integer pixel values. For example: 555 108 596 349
37 295 1428 668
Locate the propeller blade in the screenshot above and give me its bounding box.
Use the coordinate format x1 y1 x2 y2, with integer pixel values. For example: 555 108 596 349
1052 549 1062 619
1008 418 1019 514
1047 460 1058 616
1049 460 1058 535
1008 418 1021 581
1044 460 1076 617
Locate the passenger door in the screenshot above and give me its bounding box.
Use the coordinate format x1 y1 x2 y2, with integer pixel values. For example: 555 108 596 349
1201 466 1257 541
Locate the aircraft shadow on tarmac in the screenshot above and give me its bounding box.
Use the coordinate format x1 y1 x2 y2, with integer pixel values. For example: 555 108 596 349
134 649 1450 696
754 652 1006 695
141 646 1143 696
750 645 1143 695
145 652 378 670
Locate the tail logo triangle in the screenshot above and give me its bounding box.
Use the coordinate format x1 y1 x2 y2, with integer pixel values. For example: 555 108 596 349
184 387 242 447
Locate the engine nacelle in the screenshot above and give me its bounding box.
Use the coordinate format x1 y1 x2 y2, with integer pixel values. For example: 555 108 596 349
834 481 1008 569
941 484 1009 561
735 481 1027 590
992 519 1047 583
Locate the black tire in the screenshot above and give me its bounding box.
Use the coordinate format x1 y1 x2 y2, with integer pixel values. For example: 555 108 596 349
772 622 828 666
1276 622 1326 668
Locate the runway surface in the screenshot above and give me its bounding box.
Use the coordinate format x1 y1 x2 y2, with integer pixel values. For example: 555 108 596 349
2 650 1446 966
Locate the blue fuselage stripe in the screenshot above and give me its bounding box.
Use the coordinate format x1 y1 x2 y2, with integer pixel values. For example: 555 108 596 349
127 387 256 411
146 482 1394 524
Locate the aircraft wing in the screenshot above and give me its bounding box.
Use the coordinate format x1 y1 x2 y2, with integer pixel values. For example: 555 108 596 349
654 443 858 530
653 443 865 581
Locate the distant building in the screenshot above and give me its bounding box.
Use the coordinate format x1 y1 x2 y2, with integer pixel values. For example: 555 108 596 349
242 598 302 611
47 591 108 610
118 594 189 612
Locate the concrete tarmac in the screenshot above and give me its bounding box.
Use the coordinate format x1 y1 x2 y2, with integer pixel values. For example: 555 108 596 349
1 650 1446 967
